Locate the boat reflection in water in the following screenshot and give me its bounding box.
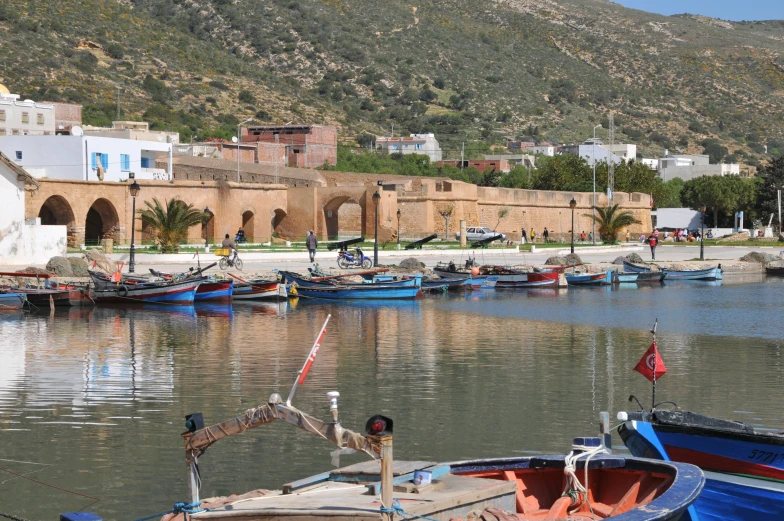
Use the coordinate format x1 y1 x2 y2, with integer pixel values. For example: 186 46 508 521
194 303 234 319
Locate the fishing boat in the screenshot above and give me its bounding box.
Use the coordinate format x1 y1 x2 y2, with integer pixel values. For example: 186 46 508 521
566 270 612 286
14 287 72 306
109 318 703 521
294 282 421 300
765 266 784 277
280 270 422 289
623 260 720 281
421 276 471 291
613 272 639 284
435 263 559 288
0 292 25 310
194 280 233 302
90 278 201 304
232 279 287 300
637 272 667 283
469 275 498 289
618 409 784 521
612 272 666 284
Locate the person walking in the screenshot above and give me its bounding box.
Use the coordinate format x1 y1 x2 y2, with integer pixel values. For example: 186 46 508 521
521 228 527 244
648 233 658 261
306 230 318 263
543 227 550 243
530 229 536 243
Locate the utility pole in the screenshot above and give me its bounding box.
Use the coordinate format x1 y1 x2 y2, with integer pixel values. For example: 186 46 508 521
116 87 121 120
592 124 601 245
461 142 465 170
607 112 615 201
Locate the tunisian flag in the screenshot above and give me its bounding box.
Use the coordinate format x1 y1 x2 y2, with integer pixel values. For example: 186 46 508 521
633 342 667 382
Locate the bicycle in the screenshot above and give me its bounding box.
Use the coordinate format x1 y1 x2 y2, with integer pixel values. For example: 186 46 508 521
217 249 243 270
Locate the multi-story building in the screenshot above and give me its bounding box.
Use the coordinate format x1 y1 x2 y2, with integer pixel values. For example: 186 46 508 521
376 133 443 162
241 125 337 167
0 85 56 136
529 144 556 156
84 121 179 143
657 153 739 182
563 139 638 167
436 159 512 173
0 135 173 181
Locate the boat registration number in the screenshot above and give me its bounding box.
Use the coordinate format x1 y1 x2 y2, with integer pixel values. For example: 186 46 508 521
747 449 784 464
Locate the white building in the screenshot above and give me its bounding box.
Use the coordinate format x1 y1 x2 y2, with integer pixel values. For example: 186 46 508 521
376 133 443 162
84 120 179 144
530 145 556 156
0 84 56 136
658 153 740 182
0 152 66 264
572 139 638 167
0 135 173 181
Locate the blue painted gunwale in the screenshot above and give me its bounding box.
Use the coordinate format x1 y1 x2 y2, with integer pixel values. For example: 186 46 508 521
293 284 422 300
0 292 26 309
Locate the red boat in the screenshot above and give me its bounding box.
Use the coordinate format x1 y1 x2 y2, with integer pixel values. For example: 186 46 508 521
232 280 285 300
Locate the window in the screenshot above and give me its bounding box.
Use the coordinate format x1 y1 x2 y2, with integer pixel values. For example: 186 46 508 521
415 143 423 150
390 144 399 151
0 110 5 121
0 129 5 136
140 157 150 168
91 152 109 170
120 154 130 171
21 112 29 124
15 151 22 160
36 114 44 125
12 130 19 135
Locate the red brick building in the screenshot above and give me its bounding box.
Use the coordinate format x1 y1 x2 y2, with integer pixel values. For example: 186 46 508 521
241 125 337 167
435 159 511 173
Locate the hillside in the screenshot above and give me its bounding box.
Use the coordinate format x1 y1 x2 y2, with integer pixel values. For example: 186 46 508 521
1 0 784 165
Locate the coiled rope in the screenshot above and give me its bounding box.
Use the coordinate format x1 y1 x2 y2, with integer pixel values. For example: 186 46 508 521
562 443 607 518
133 501 204 521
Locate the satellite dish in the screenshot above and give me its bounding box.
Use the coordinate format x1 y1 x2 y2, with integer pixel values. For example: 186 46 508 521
231 136 238 143
157 135 163 142
72 126 84 136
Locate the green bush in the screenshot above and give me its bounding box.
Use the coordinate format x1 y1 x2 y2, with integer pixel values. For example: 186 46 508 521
106 43 124 59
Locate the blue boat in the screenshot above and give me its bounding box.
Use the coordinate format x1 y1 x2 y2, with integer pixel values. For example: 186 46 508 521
613 272 640 284
281 270 422 289
294 283 422 300
0 292 26 309
421 277 471 290
622 260 720 281
619 409 784 521
194 279 233 302
566 270 612 286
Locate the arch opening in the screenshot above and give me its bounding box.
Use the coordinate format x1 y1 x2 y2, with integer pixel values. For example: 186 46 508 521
38 195 78 247
272 209 287 237
242 211 255 242
202 210 215 245
323 196 363 240
85 198 120 246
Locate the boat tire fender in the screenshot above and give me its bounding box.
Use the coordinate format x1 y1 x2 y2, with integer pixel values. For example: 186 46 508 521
117 285 129 297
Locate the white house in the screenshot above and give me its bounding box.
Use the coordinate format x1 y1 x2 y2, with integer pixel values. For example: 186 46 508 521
657 153 740 182
0 152 66 264
0 85 56 137
573 139 638 167
376 133 443 162
530 145 556 156
0 135 173 182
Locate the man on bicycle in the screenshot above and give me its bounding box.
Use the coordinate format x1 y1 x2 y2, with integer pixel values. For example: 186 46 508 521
222 233 238 254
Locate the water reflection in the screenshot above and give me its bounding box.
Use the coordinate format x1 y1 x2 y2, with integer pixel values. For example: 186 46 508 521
0 282 781 520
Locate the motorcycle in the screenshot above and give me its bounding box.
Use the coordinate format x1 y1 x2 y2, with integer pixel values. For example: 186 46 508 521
337 247 373 269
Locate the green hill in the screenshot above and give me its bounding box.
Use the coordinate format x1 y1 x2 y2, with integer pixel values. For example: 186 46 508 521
2 0 784 165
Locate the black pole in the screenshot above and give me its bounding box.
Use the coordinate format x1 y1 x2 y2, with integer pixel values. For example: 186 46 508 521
651 319 658 411
374 203 379 267
397 210 401 245
700 208 705 261
129 195 137 273
570 206 575 254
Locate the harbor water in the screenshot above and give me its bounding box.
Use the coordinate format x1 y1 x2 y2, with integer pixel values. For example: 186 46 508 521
0 275 782 520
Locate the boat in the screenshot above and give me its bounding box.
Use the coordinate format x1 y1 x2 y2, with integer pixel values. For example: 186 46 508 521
637 271 667 283
469 275 498 289
618 408 784 521
90 278 201 304
68 287 95 306
421 276 471 291
613 272 639 284
622 260 720 281
194 280 233 302
435 264 559 288
294 282 421 299
232 279 287 300
0 292 26 310
14 287 72 307
280 271 422 289
119 330 704 521
566 270 612 286
765 266 784 277
612 272 666 284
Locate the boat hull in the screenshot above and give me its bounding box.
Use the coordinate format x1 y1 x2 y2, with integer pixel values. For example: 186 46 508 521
0 293 26 309
232 281 285 300
295 285 422 299
493 271 560 288
91 279 200 304
619 411 784 521
195 280 233 302
663 267 723 281
566 271 612 286
17 289 72 306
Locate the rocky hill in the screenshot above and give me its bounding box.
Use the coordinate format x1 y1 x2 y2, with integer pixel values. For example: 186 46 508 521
1 0 783 164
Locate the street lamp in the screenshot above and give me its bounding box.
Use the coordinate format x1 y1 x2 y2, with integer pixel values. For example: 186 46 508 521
700 203 706 261
569 197 577 254
396 208 401 245
592 124 601 245
128 179 141 273
237 117 253 182
372 190 381 267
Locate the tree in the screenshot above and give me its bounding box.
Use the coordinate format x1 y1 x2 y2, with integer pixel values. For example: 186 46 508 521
534 155 592 191
756 156 784 230
438 206 454 240
138 198 206 253
238 90 256 104
500 165 532 189
652 178 685 208
681 175 756 227
584 204 641 244
106 43 124 60
495 207 510 231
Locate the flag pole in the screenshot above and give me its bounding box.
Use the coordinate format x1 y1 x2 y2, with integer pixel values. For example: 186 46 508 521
651 318 658 411
287 314 331 406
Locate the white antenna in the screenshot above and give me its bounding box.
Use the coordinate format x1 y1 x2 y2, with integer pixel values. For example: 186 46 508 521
286 314 331 405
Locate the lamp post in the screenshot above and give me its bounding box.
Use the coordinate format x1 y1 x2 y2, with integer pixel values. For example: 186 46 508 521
372 190 381 267
569 197 577 254
396 208 401 245
592 124 601 245
237 117 253 182
128 179 141 273
700 203 706 261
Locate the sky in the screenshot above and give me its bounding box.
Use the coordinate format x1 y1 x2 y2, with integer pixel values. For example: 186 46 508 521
613 1 784 21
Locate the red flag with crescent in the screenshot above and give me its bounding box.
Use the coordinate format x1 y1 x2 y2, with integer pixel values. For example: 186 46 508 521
298 327 327 385
633 341 666 382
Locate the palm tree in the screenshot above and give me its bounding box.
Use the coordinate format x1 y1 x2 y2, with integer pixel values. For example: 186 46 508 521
584 204 641 244
138 198 207 253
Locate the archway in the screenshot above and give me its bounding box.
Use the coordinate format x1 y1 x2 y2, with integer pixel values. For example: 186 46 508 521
38 195 77 246
271 208 287 237
242 210 255 241
84 198 120 246
323 196 363 240
202 209 215 245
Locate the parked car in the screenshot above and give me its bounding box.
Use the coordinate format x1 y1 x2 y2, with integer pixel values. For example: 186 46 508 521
455 227 506 242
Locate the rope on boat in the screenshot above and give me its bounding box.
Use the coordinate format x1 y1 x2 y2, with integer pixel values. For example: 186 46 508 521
562 443 606 518
380 499 439 521
132 502 204 521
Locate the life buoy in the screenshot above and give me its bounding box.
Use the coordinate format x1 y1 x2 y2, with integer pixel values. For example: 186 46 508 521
117 285 129 297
